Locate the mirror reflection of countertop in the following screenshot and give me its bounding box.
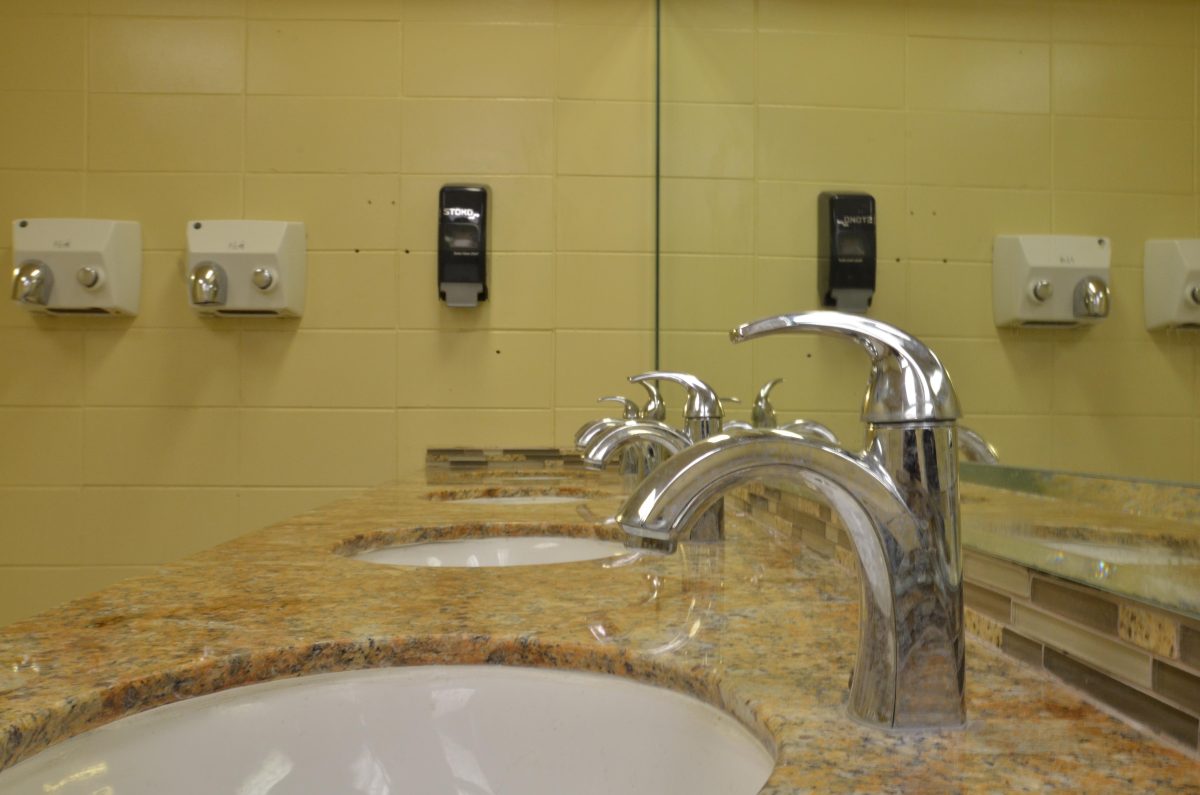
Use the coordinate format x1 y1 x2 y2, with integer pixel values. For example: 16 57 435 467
962 465 1200 620
1 468 1197 791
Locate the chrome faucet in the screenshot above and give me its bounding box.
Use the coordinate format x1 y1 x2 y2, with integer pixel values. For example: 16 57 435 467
585 371 726 541
11 261 53 307
614 311 965 730
751 378 782 428
958 425 999 464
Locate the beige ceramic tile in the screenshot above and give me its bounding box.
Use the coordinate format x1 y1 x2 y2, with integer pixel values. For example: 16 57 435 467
0 93 84 170
1052 1 1195 46
245 174 400 251
0 409 81 485
554 330 654 407
557 0 652 27
1054 43 1192 119
402 0 552 24
78 488 241 565
131 252 216 330
659 255 755 332
659 28 754 103
956 415 1055 469
0 16 84 90
302 252 398 329
659 178 755 255
0 331 82 406
236 487 362 534
247 20 400 95
0 566 154 628
757 0 905 34
401 99 553 175
1014 603 1153 687
909 112 1050 189
240 330 397 407
403 23 553 98
758 31 903 108
1051 415 1194 482
0 488 82 563
249 0 401 20
907 0 1051 40
753 257 823 319
747 333 883 412
247 97 399 173
658 331 755 402
908 187 1052 264
660 0 753 29
659 103 754 179
905 262 1001 339
399 176 554 253
1054 117 1192 194
84 408 238 485
556 24 654 101
89 94 242 172
396 330 553 408
396 252 554 330
908 38 1050 113
239 409 397 486
555 253 654 331
929 337 1054 414
83 329 239 406
557 101 654 177
1053 191 1196 267
92 0 244 14
1053 339 1194 416
89 18 244 94
755 182 907 260
758 107 905 184
0 173 85 250
86 173 242 251
397 408 555 470
0 0 86 13
557 177 654 253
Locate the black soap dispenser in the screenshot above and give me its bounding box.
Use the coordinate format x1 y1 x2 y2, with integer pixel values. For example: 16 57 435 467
818 192 876 312
438 185 489 307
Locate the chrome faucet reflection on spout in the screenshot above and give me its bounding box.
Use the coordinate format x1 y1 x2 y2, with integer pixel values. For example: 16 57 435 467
614 311 966 731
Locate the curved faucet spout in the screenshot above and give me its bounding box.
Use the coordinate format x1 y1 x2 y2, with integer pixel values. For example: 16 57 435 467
614 427 965 730
582 420 692 469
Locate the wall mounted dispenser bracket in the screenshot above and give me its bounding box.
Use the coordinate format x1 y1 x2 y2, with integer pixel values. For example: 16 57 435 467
1144 239 1200 330
438 184 489 308
186 220 306 317
992 235 1111 327
11 218 141 315
818 192 875 313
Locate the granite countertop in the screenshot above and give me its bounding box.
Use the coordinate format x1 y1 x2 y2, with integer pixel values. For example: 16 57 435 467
1 468 1198 792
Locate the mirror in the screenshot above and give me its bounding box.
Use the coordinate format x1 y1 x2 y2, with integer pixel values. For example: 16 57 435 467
655 1 1199 486
654 1 1200 615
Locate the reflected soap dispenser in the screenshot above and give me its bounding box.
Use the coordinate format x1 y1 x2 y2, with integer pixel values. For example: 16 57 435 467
438 185 489 308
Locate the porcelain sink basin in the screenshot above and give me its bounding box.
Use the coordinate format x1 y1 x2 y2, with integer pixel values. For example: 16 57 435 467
0 666 774 794
354 535 628 567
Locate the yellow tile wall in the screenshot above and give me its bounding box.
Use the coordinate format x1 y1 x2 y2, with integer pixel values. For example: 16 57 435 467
0 0 655 625
660 0 1200 487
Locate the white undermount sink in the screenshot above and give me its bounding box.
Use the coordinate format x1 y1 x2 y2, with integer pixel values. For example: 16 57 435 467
353 536 628 567
0 666 774 794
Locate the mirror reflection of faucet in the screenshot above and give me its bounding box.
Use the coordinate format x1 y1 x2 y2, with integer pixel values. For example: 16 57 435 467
615 311 967 732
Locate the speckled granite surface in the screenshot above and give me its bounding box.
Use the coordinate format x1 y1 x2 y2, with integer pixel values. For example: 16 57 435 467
1 468 1198 792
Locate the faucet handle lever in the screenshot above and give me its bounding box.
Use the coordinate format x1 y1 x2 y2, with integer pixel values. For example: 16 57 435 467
634 379 667 422
752 378 783 428
730 311 960 424
597 395 641 420
630 371 722 420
